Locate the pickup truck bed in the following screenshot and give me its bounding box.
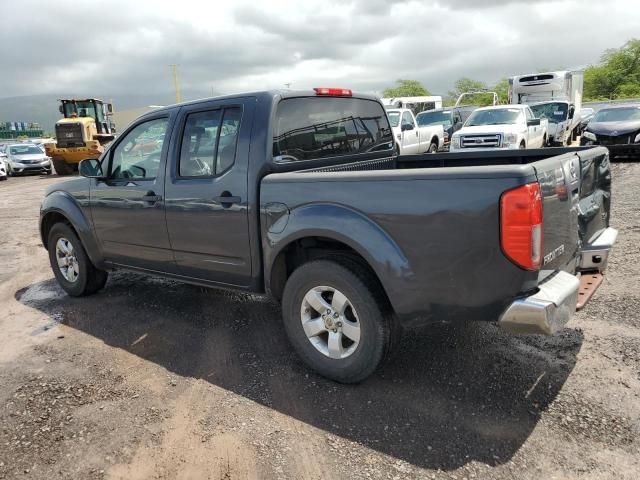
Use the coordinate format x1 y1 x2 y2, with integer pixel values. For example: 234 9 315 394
262 147 613 325
40 90 615 383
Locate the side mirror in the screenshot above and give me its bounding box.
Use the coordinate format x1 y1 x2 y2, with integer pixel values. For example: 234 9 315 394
401 123 414 132
58 105 63 114
79 158 104 178
527 118 541 127
106 103 113 114
569 106 575 119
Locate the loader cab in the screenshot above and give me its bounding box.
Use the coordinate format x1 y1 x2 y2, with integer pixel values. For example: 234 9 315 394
58 99 115 135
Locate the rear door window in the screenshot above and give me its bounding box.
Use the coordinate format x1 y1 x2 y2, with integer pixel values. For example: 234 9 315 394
273 97 393 162
178 107 242 177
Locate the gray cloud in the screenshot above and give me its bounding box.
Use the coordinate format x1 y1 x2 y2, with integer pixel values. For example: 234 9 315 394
0 0 638 106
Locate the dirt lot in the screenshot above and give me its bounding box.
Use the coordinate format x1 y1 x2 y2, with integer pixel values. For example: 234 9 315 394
0 164 639 480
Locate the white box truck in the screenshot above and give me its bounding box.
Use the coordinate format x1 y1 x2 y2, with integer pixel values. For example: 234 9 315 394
508 71 583 146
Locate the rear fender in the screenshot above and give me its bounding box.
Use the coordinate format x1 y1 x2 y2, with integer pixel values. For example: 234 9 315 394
40 191 105 268
264 203 413 312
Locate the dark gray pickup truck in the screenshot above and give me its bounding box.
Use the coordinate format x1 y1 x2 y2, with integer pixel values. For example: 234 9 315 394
40 89 617 382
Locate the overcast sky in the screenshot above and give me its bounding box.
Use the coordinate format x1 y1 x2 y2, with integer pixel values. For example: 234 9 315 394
1 0 638 102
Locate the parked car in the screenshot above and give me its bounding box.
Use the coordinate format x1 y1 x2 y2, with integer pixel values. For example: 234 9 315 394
450 105 548 151
415 106 476 150
579 107 595 133
0 155 7 180
3 143 52 176
580 105 640 158
386 108 444 154
529 101 577 146
40 88 616 383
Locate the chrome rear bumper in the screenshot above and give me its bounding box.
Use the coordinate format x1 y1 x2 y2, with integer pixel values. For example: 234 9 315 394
579 227 618 272
499 271 580 335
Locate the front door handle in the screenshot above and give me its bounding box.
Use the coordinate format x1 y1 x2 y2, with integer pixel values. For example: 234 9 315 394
142 191 162 202
215 194 241 206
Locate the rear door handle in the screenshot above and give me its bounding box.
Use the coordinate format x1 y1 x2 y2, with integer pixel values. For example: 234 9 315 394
142 191 162 202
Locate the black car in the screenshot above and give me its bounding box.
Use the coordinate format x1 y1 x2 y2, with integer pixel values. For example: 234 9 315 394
415 106 476 149
580 105 640 157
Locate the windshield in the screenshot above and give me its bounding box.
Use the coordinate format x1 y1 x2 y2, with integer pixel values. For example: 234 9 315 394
387 111 401 127
465 108 523 126
592 107 640 123
529 103 568 123
9 145 43 155
416 110 452 127
63 101 100 120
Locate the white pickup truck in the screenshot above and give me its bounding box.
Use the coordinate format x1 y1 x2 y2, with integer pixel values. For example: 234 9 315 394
450 105 548 151
386 108 444 154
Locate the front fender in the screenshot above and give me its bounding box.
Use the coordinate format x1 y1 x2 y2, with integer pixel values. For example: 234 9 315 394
264 203 414 313
40 191 105 268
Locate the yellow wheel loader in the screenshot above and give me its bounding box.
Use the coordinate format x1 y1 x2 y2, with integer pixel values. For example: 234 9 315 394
45 99 116 175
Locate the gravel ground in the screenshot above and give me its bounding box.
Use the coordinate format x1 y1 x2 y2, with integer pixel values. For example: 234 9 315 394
0 164 639 479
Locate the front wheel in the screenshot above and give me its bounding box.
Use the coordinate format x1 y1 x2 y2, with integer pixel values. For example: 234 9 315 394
282 259 394 383
427 142 438 154
48 223 108 297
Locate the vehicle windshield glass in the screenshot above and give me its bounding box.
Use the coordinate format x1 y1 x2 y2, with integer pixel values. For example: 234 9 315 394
529 103 568 123
592 107 640 123
416 110 452 127
387 111 400 127
63 101 99 120
465 108 523 126
9 145 42 155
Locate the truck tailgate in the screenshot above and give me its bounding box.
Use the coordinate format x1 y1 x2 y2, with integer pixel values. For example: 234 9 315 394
532 146 611 277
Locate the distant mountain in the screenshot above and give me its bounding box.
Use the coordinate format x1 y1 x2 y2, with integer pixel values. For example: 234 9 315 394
0 90 212 134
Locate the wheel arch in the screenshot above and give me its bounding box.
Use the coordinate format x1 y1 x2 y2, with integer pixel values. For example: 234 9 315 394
264 204 413 313
40 192 105 268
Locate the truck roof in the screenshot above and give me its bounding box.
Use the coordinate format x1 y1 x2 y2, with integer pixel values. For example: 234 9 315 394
143 90 381 116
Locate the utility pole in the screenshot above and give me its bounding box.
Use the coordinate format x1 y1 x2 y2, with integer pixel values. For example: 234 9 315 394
170 64 182 103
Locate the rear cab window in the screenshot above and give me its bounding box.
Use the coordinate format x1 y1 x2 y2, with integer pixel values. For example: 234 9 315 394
273 97 393 163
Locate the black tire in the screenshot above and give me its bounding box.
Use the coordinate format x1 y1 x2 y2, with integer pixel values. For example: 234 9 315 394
519 141 526 149
428 142 438 154
52 159 74 176
543 134 547 147
282 259 394 383
48 223 108 297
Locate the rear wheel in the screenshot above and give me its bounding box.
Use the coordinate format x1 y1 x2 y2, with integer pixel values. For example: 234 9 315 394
282 259 394 383
543 134 548 147
48 223 108 297
52 159 74 176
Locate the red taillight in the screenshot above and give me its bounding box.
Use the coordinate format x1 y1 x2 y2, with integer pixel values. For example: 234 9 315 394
313 87 352 96
500 182 543 271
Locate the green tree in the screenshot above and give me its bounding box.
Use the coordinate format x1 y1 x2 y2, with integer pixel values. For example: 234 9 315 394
584 39 640 100
446 77 499 106
492 78 510 104
382 79 431 97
